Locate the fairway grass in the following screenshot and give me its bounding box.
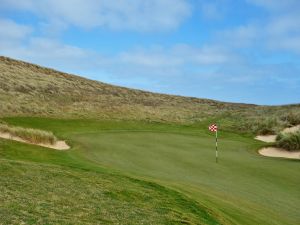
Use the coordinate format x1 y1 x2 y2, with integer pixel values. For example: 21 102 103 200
1 117 299 225
72 132 300 225
1 159 221 225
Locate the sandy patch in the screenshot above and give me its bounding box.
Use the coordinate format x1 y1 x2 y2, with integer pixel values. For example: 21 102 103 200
255 125 300 143
255 135 276 143
0 132 70 150
259 147 300 160
255 125 300 159
282 125 300 134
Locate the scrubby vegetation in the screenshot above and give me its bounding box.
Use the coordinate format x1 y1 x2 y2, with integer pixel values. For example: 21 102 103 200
281 112 300 126
250 118 280 135
218 113 296 135
276 131 300 151
1 56 300 135
0 123 57 145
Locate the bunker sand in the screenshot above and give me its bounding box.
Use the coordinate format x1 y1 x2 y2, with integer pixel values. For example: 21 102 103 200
259 147 300 160
255 125 300 159
255 135 276 143
0 132 70 150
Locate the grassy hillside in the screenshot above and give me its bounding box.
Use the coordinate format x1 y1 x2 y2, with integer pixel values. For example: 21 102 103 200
1 56 299 134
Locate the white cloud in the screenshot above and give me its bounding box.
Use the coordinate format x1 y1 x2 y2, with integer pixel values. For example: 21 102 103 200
216 24 259 48
267 14 300 35
0 35 99 73
198 0 229 20
0 16 237 79
118 44 236 69
246 0 299 11
0 19 32 41
215 0 300 54
0 0 191 32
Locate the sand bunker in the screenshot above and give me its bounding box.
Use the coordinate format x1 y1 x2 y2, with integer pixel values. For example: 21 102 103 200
0 132 70 150
255 125 300 159
255 125 300 143
282 125 300 134
255 135 276 143
259 147 300 160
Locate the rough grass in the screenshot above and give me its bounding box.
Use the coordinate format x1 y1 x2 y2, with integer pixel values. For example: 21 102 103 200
0 123 57 145
1 56 299 135
250 117 280 135
281 112 300 126
0 159 220 225
276 131 300 151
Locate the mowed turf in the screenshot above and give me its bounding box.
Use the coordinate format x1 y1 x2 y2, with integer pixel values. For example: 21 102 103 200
0 159 220 225
1 117 300 225
72 132 300 225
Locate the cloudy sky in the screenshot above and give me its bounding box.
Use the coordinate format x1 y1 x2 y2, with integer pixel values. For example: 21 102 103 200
0 0 299 105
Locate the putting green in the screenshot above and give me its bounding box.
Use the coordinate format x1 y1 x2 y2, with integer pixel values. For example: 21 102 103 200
73 131 300 225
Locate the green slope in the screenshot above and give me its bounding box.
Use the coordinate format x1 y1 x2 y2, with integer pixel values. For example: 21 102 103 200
1 117 299 225
1 159 221 225
74 131 299 225
0 122 221 225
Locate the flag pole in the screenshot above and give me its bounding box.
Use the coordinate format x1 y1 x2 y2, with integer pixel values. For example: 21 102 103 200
209 124 219 163
215 129 218 163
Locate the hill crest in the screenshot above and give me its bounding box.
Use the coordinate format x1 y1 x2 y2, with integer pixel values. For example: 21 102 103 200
0 56 299 133
0 56 254 120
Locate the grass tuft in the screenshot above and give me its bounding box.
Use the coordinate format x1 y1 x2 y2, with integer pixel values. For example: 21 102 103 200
281 112 300 126
248 117 280 135
276 131 300 151
0 123 57 145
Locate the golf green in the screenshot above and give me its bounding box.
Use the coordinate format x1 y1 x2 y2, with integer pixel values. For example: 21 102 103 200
1 117 299 225
72 131 300 225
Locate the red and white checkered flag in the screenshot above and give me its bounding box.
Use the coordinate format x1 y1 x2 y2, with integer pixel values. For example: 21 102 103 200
209 124 218 132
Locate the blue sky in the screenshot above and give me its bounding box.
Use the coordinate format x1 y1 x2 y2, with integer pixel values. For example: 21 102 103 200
0 0 299 105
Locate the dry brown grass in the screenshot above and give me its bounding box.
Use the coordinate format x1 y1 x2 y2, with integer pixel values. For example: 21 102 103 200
276 131 300 151
0 56 299 134
0 123 57 144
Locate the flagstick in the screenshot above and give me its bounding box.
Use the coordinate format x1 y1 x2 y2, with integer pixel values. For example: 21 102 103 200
215 129 218 163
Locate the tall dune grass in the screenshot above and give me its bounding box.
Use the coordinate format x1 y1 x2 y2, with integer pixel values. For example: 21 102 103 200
276 131 300 151
281 112 300 126
1 56 300 134
0 123 57 145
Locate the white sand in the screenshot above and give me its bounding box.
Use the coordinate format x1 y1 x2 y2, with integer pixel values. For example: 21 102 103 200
259 147 300 160
256 125 300 159
0 132 70 150
255 125 300 143
255 135 276 143
282 125 300 134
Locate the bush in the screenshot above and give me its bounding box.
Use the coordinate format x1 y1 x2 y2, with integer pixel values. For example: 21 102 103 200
276 131 300 151
0 124 57 145
281 113 300 126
